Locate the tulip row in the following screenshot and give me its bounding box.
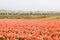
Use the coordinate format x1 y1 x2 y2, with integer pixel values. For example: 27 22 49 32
0 20 60 40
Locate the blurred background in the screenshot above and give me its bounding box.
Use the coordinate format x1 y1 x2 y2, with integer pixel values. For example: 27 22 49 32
0 0 60 19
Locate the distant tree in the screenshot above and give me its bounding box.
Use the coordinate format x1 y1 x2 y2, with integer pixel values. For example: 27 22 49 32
29 12 32 15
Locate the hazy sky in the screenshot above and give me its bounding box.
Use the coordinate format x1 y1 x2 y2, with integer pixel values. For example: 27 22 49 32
0 0 60 11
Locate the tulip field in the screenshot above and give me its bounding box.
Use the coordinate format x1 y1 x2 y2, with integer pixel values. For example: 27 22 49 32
0 20 60 40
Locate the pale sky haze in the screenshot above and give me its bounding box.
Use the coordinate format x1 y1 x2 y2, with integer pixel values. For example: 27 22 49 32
0 0 60 11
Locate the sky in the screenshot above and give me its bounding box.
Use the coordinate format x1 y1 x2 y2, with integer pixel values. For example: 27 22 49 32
0 0 60 11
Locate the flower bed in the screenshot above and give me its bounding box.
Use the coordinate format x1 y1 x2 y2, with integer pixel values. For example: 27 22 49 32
0 20 60 40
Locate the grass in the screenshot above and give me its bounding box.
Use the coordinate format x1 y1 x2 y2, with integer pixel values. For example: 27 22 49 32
0 13 60 20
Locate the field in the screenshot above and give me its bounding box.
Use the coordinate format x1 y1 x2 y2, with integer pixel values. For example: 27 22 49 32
0 13 60 20
0 20 59 40
0 13 60 40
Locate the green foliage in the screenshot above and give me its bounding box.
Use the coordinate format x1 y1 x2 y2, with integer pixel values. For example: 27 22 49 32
0 13 60 20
